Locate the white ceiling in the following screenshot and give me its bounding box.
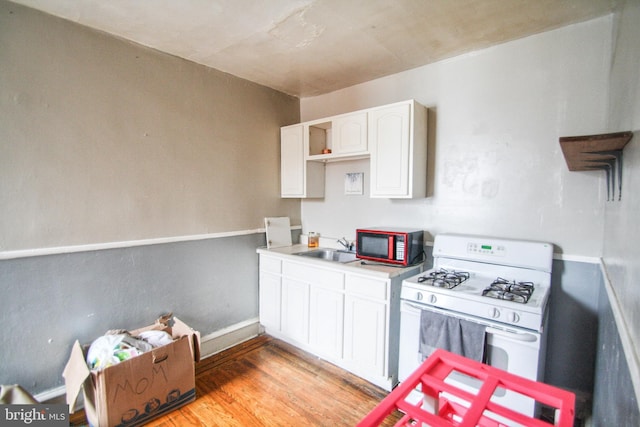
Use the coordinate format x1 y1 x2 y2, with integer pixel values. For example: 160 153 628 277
11 0 619 97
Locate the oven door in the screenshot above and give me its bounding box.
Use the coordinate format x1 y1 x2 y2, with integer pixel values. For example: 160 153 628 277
399 300 544 417
462 326 543 418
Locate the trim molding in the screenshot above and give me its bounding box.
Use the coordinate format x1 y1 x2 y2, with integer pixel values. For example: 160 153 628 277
553 252 601 263
199 318 261 359
424 240 601 264
34 386 67 405
599 259 640 407
4 231 594 263
0 226 302 260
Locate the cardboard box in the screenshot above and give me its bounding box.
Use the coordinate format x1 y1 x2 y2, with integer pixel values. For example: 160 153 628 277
63 315 200 427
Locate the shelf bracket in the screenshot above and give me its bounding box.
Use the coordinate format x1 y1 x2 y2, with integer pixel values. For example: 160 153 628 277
559 131 633 201
582 158 615 201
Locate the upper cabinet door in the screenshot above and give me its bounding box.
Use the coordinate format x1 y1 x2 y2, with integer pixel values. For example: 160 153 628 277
369 103 411 197
281 124 324 198
332 112 367 155
280 124 305 197
369 101 427 198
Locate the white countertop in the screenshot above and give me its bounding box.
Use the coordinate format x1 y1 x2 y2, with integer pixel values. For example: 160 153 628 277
257 244 423 279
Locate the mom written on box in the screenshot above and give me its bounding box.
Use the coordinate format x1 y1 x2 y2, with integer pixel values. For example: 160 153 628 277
63 315 200 427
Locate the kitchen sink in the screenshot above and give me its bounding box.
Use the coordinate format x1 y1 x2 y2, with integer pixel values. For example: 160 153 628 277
295 248 358 263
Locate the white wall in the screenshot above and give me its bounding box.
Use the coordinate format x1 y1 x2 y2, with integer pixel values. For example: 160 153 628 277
602 0 640 399
300 16 614 257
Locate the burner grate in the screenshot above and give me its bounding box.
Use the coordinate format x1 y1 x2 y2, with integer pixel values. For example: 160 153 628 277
417 268 470 289
482 277 534 303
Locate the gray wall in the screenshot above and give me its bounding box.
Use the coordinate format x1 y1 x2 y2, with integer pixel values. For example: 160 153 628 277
596 0 640 421
545 257 640 425
592 282 640 426
545 260 601 395
602 0 640 405
0 1 300 396
0 233 264 393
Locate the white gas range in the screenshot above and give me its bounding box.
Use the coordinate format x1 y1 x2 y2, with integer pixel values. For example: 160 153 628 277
401 234 552 332
398 233 554 419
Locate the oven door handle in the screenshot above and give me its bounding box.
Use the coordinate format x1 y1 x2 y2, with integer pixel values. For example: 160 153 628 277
486 326 538 342
402 302 540 343
403 302 428 313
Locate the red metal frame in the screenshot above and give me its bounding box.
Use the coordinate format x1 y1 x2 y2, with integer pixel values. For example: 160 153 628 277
358 349 575 427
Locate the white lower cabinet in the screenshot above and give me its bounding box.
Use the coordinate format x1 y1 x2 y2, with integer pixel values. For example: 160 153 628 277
309 286 344 359
282 278 310 344
259 272 282 331
259 256 282 332
282 261 345 358
258 251 420 391
343 293 387 377
343 275 389 378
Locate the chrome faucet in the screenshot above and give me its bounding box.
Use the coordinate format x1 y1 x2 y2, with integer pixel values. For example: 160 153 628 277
337 237 355 252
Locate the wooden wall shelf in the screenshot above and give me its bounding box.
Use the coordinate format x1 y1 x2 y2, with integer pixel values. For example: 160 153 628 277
559 131 633 201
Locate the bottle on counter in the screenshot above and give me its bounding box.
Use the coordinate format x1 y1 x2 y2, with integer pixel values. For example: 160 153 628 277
308 232 319 248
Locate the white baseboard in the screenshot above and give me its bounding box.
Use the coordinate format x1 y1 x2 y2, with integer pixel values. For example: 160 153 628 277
37 318 262 404
35 385 67 405
199 318 261 359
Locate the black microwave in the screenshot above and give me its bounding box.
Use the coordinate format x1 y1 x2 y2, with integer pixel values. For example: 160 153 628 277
356 227 424 266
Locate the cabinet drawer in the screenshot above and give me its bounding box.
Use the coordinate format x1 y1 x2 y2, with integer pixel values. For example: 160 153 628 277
261 256 282 274
346 275 388 300
283 262 344 291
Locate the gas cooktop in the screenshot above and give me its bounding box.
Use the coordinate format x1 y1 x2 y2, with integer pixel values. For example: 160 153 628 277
401 234 553 331
416 269 536 304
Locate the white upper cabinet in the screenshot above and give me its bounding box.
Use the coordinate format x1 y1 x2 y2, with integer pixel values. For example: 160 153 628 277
280 124 324 198
332 112 368 155
306 111 368 160
369 100 427 198
280 100 427 199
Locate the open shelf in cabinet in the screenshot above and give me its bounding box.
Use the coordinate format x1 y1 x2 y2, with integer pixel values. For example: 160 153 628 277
308 121 332 156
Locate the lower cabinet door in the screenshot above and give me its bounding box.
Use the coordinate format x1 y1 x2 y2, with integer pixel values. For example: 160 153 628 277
259 272 282 331
309 286 344 359
343 295 387 377
282 278 310 344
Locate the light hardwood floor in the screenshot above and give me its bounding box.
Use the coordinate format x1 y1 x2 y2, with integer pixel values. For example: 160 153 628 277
70 334 401 426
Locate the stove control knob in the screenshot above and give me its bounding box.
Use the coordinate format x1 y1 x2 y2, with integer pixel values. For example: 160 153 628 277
508 312 520 323
429 294 437 304
416 292 423 301
489 308 501 319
